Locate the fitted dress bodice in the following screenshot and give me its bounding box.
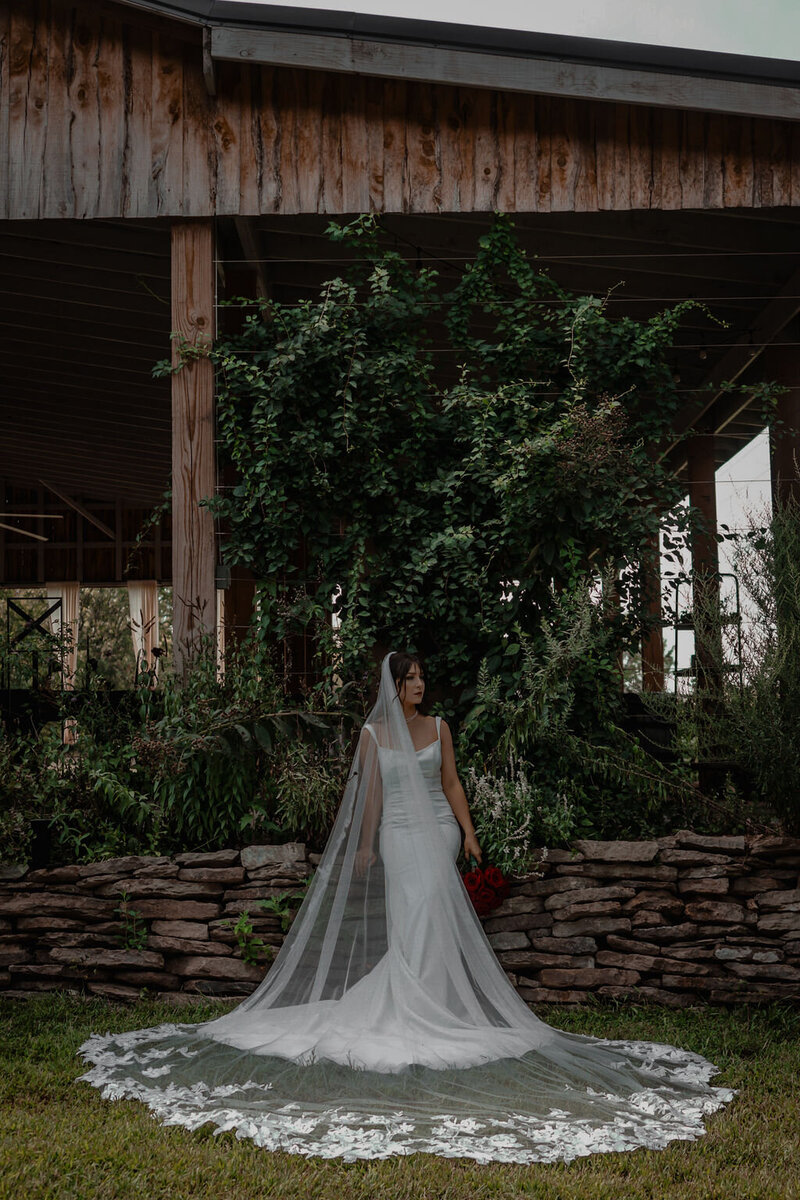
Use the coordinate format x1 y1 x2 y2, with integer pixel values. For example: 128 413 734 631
369 716 461 858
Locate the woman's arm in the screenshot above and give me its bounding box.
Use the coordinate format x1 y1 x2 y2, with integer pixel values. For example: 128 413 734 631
355 728 382 877
439 720 482 863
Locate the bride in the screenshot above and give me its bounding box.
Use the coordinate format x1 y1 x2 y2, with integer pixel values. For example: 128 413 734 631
78 651 733 1163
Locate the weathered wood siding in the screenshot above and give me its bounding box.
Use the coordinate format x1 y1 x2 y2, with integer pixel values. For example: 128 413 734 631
3 0 800 220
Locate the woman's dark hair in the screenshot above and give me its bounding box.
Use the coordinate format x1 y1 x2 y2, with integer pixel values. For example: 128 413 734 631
388 651 427 709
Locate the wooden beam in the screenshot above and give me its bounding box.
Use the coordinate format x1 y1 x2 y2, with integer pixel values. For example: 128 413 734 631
171 219 217 676
687 432 723 694
665 265 800 468
0 521 48 542
765 341 800 506
212 26 800 122
40 480 115 538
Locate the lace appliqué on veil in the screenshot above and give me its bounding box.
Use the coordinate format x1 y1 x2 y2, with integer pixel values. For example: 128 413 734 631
77 1025 734 1165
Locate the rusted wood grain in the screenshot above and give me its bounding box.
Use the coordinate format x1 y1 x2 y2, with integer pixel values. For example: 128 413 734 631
0 4 9 220
534 95 552 213
723 115 754 208
550 99 581 213
594 101 616 211
405 81 441 214
69 13 102 219
150 31 184 215
97 11 126 218
211 61 242 217
3 1 800 221
364 75 385 213
258 67 281 213
170 219 216 675
381 77 406 212
678 110 705 209
9 3 45 219
511 93 537 214
41 1 71 218
629 105 655 209
182 28 214 218
341 73 370 214
320 71 344 213
471 87 499 211
120 16 153 218
495 89 516 214
703 114 724 210
237 61 262 215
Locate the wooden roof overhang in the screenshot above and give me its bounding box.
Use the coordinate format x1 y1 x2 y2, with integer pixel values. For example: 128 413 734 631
2 0 800 587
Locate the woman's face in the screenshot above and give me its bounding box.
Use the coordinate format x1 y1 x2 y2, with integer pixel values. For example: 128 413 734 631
398 662 425 707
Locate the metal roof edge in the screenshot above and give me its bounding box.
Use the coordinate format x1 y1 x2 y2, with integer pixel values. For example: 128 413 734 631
108 0 800 86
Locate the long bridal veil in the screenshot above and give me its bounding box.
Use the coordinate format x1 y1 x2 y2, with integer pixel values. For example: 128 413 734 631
78 654 733 1163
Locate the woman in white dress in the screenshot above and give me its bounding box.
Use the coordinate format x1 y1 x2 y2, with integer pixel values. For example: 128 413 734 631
79 651 733 1163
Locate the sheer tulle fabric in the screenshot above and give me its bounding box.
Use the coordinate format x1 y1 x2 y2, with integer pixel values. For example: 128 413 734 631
78 655 733 1162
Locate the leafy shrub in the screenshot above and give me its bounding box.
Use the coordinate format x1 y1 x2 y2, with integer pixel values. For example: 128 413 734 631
465 758 576 876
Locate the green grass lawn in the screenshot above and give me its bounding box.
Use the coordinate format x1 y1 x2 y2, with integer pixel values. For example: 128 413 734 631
1 994 798 1200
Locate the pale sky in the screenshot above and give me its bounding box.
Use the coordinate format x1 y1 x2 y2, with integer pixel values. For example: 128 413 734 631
230 1 800 63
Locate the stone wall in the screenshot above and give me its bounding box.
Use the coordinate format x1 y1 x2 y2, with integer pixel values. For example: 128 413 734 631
1 832 800 1006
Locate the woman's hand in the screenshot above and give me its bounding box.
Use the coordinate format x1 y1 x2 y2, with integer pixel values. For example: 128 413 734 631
354 846 376 879
463 832 482 864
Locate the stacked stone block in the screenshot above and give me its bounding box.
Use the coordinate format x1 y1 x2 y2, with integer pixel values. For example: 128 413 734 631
2 833 800 1006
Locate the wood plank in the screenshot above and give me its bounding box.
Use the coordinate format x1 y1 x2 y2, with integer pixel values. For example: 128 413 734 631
119 17 152 218
212 27 800 123
258 66 281 213
68 11 102 219
8 2 45 219
549 98 580 213
573 99 598 212
150 30 184 215
170 220 216 673
495 88 515 213
96 10 126 218
41 0 72 218
182 26 213 217
770 118 793 208
0 2 9 220
341 72 370 213
791 121 800 208
296 68 324 212
612 103 631 211
320 70 343 213
594 101 616 211
380 77 406 213
629 105 655 209
703 114 725 209
276 67 301 214
471 87 499 212
364 74 384 213
659 108 681 212
236 61 261 216
722 114 754 208
436 86 465 213
678 110 705 209
511 92 537 214
534 95 551 213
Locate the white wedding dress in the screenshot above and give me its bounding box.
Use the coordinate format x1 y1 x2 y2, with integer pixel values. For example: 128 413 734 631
78 660 733 1163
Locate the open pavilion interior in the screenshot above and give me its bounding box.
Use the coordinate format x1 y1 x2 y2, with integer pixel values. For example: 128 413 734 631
2 203 799 690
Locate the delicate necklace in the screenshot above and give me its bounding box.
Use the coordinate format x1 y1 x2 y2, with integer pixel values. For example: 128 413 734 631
405 710 418 723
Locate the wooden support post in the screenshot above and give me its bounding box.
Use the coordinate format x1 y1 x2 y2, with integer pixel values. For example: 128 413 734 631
765 342 800 507
641 530 664 693
687 431 722 693
171 220 217 676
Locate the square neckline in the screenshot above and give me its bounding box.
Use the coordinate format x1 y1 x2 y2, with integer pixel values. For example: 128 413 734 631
414 715 441 754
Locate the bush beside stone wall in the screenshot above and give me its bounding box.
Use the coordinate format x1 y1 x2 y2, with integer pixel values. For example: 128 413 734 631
1 832 799 1006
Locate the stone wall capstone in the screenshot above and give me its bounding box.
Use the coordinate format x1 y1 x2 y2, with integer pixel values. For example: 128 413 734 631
1 833 799 1006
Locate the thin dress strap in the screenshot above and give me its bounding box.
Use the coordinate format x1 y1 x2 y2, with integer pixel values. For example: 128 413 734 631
435 715 442 740
364 723 380 748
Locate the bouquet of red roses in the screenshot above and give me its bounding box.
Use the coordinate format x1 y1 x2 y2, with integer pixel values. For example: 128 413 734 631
461 860 510 917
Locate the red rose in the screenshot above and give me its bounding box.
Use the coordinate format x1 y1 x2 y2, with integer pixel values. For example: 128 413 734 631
473 885 499 914
463 867 483 894
483 865 506 892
